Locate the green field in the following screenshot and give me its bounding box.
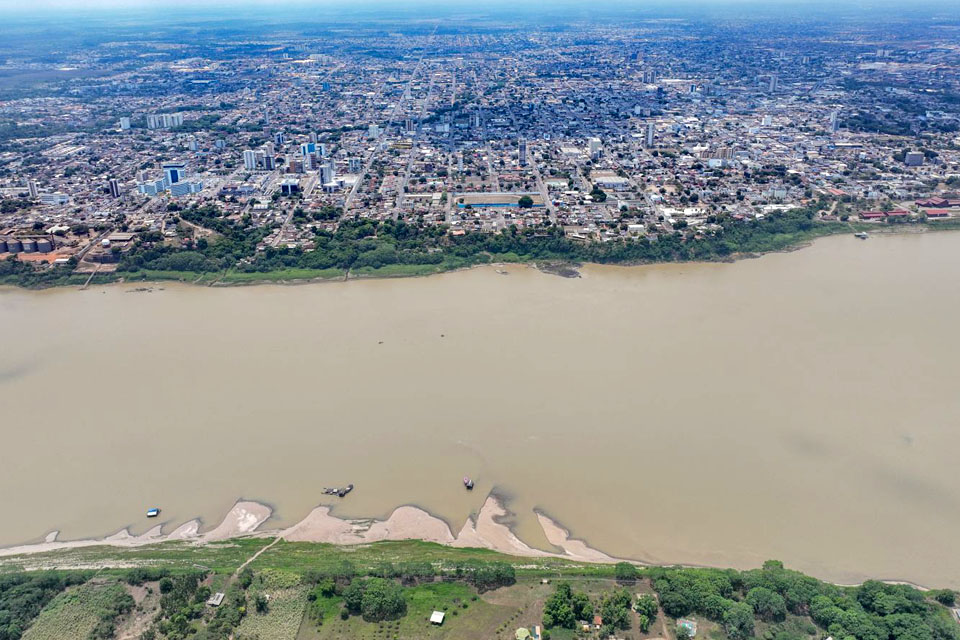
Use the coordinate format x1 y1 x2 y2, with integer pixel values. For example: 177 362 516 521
21 580 131 640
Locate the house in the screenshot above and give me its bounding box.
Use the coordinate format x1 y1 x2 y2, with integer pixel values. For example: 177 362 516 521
594 614 604 629
925 209 951 218
678 618 698 637
206 592 225 607
860 211 885 220
430 611 445 625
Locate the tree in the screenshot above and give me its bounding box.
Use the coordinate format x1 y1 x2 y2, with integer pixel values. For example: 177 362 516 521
723 602 755 640
359 578 406 622
518 195 534 208
747 586 787 621
615 562 639 582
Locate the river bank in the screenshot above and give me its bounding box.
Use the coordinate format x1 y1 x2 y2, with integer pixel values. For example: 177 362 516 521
7 215 956 291
0 496 616 567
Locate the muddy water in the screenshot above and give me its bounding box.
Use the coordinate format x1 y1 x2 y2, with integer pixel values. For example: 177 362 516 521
2 231 960 587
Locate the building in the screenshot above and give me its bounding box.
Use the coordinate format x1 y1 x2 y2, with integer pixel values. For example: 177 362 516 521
320 159 336 185
588 137 602 159
644 122 655 148
119 117 131 130
108 178 121 198
163 162 186 187
169 181 203 197
429 611 445 625
40 192 69 205
904 151 924 167
368 124 380 139
27 180 38 198
146 113 184 129
829 110 839 133
518 138 527 166
243 149 258 171
279 178 301 195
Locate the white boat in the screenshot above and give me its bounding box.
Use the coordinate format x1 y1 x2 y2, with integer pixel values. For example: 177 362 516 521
855 232 868 239
146 508 160 518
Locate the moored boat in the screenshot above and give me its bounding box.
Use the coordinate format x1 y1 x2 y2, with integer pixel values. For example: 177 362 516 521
146 508 160 518
463 476 474 490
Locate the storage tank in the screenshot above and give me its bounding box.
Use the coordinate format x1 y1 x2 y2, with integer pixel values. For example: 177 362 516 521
0 239 7 253
35 238 53 253
6 239 22 253
21 239 37 253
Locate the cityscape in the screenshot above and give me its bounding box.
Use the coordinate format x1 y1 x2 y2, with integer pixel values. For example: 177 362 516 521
3 3 960 640
1 7 959 282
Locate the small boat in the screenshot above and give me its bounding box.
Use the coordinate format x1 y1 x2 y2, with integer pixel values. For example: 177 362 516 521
324 484 354 497
146 508 160 518
463 477 474 490
854 231 869 239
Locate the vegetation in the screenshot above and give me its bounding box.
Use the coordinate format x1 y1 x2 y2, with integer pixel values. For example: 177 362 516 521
20 580 132 640
0 543 957 640
0 205 889 288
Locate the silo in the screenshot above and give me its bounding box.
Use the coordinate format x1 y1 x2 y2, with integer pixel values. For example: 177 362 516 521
6 239 22 253
35 238 53 253
0 238 7 253
21 239 37 253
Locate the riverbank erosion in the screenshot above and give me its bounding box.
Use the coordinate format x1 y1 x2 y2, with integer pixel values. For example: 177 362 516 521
0 496 616 567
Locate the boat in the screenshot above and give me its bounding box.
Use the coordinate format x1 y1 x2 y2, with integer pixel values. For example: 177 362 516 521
854 231 869 239
324 484 354 497
463 476 474 490
146 508 160 518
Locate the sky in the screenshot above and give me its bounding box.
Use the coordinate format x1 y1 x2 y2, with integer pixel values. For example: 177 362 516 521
0 0 957 17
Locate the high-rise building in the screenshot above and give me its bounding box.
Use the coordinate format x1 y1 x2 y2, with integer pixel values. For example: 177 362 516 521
188 138 198 152
27 180 39 198
644 122 655 149
243 149 258 171
320 159 337 185
405 118 415 133
119 117 131 131
349 158 363 173
762 115 773 127
588 137 602 160
518 138 527 166
162 162 186 187
368 124 380 139
829 110 839 133
108 178 121 198
146 113 184 129
274 132 285 146
769 74 779 92
457 154 464 173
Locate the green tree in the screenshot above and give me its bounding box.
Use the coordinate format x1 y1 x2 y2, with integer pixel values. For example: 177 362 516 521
723 602 755 640
518 195 534 208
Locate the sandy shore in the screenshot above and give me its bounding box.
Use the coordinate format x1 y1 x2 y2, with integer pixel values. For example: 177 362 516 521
0 496 617 565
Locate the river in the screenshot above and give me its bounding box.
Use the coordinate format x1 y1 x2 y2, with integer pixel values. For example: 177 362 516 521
2 231 959 587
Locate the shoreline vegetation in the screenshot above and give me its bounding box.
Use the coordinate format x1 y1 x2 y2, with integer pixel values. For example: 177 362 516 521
0 510 957 640
4 205 960 290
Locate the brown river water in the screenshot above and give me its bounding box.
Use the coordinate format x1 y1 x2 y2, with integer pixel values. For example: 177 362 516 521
2 231 959 587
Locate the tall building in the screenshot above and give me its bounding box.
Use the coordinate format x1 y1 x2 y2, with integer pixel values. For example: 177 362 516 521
349 157 363 173
162 162 186 187
518 138 527 166
320 159 337 185
108 178 121 198
405 118 415 133
243 149 258 171
368 124 380 139
644 122 655 149
588 137 602 159
119 117 131 130
829 110 840 133
274 132 285 146
27 180 39 198
146 113 184 129
769 74 779 92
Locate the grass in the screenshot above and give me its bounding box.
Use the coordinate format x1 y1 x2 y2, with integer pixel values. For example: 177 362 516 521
302 580 510 640
349 263 451 278
236 569 310 640
219 268 346 283
22 580 128 640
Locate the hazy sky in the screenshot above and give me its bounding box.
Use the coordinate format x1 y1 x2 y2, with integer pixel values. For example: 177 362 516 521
0 0 957 15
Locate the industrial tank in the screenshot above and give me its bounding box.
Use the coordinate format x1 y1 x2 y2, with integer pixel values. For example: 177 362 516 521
21 239 37 253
